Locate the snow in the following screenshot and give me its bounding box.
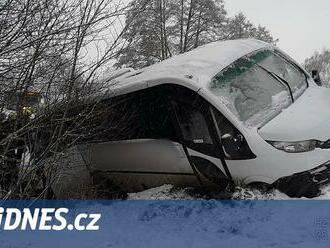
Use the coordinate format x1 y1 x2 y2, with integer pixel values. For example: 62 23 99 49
103 39 271 99
259 86 330 141
127 185 200 200
314 186 330 200
102 67 135 83
135 39 270 83
127 184 330 200
210 75 292 128
244 90 291 127
231 187 291 200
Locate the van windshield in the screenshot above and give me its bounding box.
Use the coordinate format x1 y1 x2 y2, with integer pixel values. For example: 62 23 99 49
210 50 308 126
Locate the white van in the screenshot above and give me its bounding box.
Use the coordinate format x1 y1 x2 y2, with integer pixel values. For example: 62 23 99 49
49 39 330 198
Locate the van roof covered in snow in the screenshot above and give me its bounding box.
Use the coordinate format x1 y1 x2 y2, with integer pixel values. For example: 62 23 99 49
103 39 271 97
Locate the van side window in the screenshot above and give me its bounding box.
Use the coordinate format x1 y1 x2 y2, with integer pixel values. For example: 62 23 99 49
212 108 256 160
172 97 221 158
175 102 213 145
136 90 177 141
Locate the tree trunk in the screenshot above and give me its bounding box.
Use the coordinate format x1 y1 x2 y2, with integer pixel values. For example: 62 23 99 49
194 8 202 48
179 0 184 53
183 0 194 52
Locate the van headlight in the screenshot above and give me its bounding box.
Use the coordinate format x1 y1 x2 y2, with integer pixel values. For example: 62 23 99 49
267 140 319 153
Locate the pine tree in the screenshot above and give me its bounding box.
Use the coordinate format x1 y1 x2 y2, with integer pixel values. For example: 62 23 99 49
116 1 274 69
225 12 273 43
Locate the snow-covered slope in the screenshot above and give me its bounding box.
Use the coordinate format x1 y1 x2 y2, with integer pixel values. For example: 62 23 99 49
127 185 199 200
128 184 330 200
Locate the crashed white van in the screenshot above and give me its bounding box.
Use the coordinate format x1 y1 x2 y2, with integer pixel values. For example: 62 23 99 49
51 39 330 198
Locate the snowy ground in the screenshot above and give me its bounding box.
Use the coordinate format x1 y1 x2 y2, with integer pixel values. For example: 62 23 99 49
3 188 330 248
2 199 329 248
2 186 330 247
127 184 330 200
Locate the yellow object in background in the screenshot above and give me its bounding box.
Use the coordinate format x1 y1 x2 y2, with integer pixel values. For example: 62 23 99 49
22 106 33 116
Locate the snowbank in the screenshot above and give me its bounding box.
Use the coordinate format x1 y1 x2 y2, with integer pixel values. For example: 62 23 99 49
128 184 330 200
127 185 198 200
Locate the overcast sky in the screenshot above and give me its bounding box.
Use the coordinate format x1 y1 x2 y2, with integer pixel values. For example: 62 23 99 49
225 0 330 63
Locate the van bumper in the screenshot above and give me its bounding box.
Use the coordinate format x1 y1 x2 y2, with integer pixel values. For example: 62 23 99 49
273 160 330 198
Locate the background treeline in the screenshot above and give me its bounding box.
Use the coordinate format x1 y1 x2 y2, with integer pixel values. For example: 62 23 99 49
116 0 274 69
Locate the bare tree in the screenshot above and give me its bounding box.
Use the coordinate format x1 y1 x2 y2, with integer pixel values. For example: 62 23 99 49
0 0 132 199
304 49 330 87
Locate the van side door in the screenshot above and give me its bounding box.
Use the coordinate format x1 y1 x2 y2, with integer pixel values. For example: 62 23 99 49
170 94 232 188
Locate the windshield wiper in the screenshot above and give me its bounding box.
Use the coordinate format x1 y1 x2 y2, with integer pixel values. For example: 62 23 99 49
256 64 294 102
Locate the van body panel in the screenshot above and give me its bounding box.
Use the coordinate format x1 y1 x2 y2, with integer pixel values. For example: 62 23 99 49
259 86 330 141
86 140 228 191
227 128 330 185
90 139 192 174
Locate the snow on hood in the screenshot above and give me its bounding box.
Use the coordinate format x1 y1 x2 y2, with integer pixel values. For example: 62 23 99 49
259 86 330 141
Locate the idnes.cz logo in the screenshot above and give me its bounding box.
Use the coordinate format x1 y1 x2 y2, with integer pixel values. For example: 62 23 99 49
0 207 101 231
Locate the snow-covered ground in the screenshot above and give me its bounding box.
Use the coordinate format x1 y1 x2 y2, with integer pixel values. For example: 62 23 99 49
128 184 330 200
3 187 330 248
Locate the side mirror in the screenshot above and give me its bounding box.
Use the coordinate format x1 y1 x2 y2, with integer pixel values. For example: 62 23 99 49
221 133 244 143
220 132 257 160
312 70 322 86
221 133 244 154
